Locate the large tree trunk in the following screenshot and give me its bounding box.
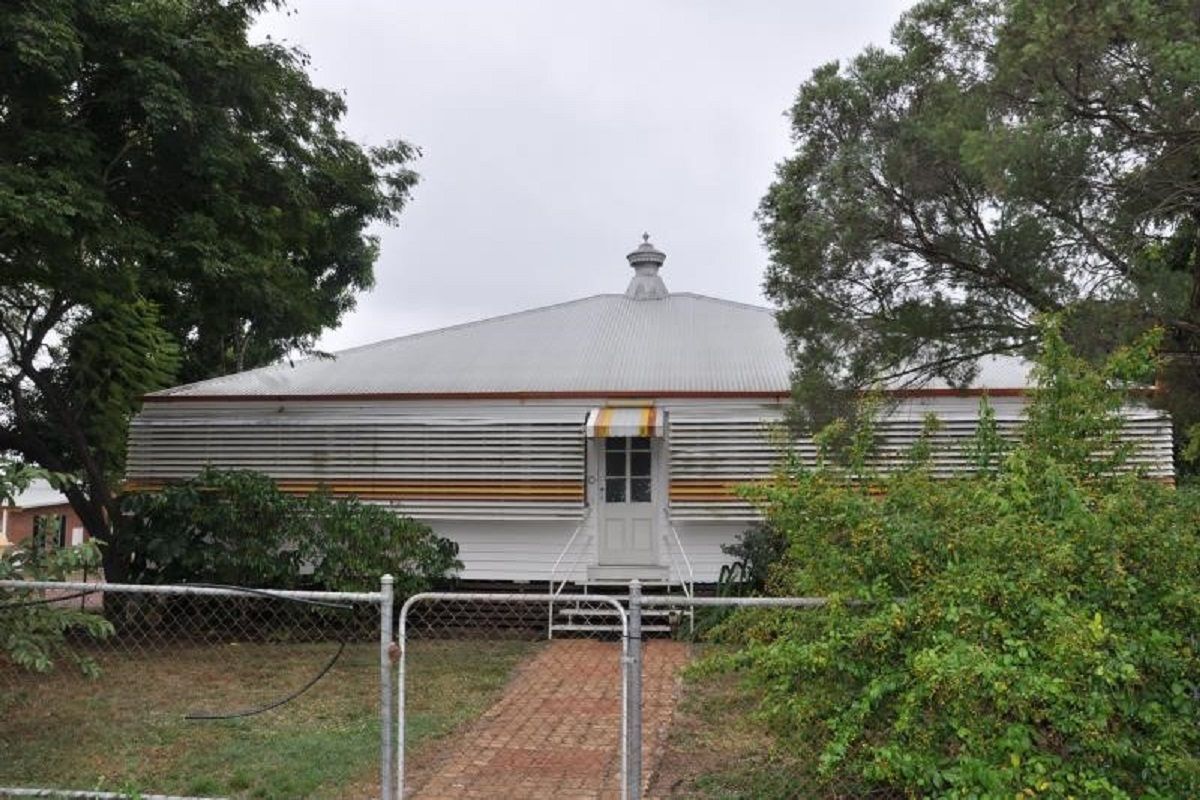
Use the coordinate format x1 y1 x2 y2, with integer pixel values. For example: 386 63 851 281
61 482 130 583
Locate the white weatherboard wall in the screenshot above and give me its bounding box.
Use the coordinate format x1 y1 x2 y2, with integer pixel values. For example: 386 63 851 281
421 520 748 584
418 519 593 583
125 397 782 583
125 395 1175 584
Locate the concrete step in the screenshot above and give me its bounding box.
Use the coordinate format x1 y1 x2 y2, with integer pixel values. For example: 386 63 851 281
565 582 691 595
586 564 669 582
557 607 675 618
550 623 672 634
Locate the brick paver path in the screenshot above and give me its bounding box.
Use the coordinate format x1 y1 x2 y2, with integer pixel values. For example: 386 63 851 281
408 639 690 799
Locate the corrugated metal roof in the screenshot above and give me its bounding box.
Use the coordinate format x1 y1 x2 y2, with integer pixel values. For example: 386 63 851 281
5 479 68 510
915 354 1032 391
152 293 794 397
150 292 1034 399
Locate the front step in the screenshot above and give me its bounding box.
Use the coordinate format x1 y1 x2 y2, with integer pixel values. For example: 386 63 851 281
586 564 669 582
549 597 694 638
551 623 673 634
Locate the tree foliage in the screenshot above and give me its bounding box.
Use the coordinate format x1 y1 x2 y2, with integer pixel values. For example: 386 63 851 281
0 0 419 578
0 461 113 675
119 468 461 595
721 325 1200 798
760 0 1200 453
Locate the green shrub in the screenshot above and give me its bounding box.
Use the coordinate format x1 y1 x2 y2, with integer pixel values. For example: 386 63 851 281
119 469 460 593
297 489 461 596
722 323 1200 798
720 524 787 594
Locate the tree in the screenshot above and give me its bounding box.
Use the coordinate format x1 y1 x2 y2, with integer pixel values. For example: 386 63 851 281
0 0 419 579
759 0 1200 452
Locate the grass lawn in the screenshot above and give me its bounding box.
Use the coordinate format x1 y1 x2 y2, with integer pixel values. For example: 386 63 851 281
0 639 537 799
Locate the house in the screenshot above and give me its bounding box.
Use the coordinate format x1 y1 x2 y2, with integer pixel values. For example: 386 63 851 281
1 479 88 552
123 237 1175 590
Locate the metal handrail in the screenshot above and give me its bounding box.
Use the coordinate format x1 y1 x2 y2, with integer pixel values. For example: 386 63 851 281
548 508 592 596
546 508 593 637
660 534 685 592
661 509 695 602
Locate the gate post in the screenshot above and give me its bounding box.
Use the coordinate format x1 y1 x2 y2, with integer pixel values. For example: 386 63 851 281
379 574 395 800
626 579 643 800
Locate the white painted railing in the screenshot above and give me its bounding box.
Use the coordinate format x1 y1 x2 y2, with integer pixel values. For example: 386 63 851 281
660 508 696 633
547 508 593 637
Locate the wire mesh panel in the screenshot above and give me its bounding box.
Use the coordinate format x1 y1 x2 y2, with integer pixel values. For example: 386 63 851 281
0 581 386 800
397 593 632 800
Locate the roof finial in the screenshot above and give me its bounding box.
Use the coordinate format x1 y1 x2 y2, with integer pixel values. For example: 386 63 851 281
625 234 668 300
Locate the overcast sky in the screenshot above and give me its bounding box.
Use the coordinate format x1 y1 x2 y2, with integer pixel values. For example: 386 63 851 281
253 1 912 352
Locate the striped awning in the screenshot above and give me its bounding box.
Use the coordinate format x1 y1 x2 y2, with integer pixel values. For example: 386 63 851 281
585 407 664 438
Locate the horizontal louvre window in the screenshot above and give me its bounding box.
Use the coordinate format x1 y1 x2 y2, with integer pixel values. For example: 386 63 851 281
670 409 1175 521
127 413 586 520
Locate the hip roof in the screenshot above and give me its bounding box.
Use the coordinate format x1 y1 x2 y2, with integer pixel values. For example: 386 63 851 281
148 292 1033 400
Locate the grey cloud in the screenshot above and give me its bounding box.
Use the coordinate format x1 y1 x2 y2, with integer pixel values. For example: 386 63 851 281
253 0 912 351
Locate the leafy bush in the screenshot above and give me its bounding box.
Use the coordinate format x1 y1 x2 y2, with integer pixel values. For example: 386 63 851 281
0 463 113 674
297 489 461 596
119 469 460 593
720 524 788 594
722 324 1200 798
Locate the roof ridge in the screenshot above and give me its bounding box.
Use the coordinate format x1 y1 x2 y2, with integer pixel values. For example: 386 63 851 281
328 293 623 357
668 291 775 313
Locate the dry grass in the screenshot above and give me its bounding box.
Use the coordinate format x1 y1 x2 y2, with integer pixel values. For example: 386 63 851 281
0 639 536 799
646 647 814 799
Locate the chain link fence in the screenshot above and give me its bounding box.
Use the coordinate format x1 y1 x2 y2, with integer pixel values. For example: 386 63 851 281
2 579 828 800
394 590 829 800
0 578 392 800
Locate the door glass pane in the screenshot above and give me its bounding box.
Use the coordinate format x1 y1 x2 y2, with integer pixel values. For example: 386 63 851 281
606 451 627 477
605 437 625 451
630 478 651 503
605 478 626 503
630 451 651 477
630 436 650 451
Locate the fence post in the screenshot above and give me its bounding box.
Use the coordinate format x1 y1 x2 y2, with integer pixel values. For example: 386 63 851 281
626 579 643 800
379 574 396 800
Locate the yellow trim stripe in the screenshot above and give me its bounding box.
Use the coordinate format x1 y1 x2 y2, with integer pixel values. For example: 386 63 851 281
596 407 614 438
669 479 768 502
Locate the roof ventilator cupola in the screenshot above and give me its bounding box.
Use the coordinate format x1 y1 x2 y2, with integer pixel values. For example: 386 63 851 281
625 233 668 300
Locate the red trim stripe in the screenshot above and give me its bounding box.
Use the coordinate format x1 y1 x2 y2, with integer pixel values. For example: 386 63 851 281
140 387 1048 403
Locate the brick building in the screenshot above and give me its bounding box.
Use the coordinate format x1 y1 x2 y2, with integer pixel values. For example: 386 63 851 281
1 479 87 551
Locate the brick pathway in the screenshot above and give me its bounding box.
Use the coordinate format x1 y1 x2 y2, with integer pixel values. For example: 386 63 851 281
407 639 690 799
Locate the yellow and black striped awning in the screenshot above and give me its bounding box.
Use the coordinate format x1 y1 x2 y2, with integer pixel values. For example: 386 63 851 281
585 407 664 438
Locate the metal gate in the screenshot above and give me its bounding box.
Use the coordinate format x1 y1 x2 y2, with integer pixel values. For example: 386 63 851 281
396 591 633 799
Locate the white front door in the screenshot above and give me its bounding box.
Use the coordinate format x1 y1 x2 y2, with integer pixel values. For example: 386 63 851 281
597 435 659 565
